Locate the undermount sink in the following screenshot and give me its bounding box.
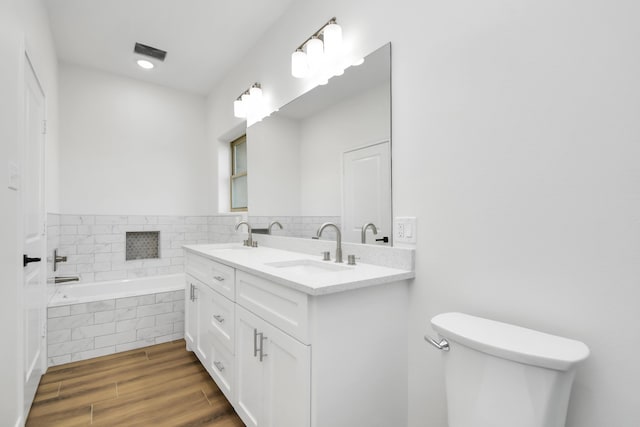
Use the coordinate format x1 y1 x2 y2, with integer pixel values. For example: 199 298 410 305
264 259 352 274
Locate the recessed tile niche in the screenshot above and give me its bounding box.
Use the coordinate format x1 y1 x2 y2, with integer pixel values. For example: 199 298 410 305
126 231 160 261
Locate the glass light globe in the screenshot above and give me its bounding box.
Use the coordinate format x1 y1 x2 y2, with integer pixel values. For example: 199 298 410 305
291 49 309 78
323 22 342 57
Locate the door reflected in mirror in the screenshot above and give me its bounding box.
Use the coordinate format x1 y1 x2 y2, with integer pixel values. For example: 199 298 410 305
247 43 391 245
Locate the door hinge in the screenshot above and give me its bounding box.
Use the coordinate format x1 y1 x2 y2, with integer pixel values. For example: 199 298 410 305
42 120 47 135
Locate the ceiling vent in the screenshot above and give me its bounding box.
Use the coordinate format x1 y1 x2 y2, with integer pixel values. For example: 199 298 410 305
134 42 167 61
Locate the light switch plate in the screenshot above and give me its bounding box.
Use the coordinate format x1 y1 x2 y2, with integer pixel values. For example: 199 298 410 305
8 162 19 191
394 216 417 244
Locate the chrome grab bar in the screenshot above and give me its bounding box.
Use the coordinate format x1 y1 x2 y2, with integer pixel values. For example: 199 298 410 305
425 335 450 351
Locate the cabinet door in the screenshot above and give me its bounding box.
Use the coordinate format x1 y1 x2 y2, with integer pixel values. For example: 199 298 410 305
195 283 214 365
235 306 265 427
184 277 197 351
262 318 310 427
235 306 310 427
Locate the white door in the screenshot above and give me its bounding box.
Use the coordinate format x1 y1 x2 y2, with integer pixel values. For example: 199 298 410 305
22 54 47 418
342 141 392 244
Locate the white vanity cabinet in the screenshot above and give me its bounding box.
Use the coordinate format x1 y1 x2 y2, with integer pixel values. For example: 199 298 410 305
185 248 409 427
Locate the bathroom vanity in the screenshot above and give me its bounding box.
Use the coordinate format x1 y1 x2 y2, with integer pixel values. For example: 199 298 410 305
183 242 413 427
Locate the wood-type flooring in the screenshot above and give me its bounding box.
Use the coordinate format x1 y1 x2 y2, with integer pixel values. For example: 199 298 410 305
25 339 245 426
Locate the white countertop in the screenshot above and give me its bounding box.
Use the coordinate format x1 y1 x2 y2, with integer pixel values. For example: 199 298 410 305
183 243 415 296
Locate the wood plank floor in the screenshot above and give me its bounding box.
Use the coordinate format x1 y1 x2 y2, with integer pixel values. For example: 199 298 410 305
26 340 245 427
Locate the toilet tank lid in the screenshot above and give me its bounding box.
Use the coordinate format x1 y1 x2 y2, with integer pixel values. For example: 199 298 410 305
431 312 590 371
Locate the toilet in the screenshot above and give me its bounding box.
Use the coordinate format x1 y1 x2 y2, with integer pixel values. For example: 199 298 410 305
428 312 589 427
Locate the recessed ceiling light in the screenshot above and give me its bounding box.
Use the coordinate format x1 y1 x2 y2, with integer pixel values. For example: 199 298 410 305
137 59 154 69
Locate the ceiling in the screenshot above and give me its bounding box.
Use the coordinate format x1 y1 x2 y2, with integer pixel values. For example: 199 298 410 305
44 0 299 95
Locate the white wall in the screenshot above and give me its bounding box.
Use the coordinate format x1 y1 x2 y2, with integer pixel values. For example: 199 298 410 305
247 115 301 216
58 64 213 215
207 1 640 426
0 0 58 425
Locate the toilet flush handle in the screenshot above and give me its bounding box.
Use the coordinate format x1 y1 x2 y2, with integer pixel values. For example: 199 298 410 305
424 335 449 351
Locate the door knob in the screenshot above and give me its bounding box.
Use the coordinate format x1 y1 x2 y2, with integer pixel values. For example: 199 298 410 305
23 255 42 267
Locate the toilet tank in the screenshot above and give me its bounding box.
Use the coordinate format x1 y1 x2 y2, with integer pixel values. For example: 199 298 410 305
431 313 589 427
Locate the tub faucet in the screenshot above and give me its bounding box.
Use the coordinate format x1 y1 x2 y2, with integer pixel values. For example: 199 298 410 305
235 221 253 247
52 276 79 284
361 222 378 244
268 221 283 234
316 222 343 263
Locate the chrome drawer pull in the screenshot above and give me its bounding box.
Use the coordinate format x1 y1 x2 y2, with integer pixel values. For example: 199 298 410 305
213 314 225 324
424 335 449 351
214 361 225 372
213 275 225 282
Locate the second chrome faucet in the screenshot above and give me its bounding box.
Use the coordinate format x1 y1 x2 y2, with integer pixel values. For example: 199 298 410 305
316 222 343 263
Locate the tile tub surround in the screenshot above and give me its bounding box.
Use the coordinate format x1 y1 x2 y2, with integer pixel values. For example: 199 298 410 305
47 289 185 366
47 214 243 283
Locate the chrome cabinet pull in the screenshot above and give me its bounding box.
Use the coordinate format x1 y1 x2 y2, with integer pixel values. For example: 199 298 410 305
253 328 267 361
189 284 193 301
253 328 259 357
192 285 197 300
213 275 225 282
214 361 225 372
213 314 225 324
425 335 449 351
258 333 267 362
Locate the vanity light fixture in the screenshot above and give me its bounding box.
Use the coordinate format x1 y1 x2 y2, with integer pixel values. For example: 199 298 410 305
291 17 348 80
233 82 264 120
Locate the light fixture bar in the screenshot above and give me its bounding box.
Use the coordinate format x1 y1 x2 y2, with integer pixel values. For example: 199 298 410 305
236 82 261 101
294 17 337 51
233 82 263 119
291 17 346 80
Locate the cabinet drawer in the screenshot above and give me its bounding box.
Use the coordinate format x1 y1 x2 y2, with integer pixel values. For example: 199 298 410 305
236 271 309 344
186 252 235 299
204 287 235 352
205 334 235 404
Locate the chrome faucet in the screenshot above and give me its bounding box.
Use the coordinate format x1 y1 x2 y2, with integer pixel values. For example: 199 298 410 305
361 222 378 244
316 222 343 263
268 221 283 234
235 221 253 247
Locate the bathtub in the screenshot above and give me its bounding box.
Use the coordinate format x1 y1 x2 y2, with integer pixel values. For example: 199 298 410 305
49 273 185 306
47 273 186 367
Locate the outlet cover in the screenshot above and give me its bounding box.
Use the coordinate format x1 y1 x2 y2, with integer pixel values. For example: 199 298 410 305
394 216 417 244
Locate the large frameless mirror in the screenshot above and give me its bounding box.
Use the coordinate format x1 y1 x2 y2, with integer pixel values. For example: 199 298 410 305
247 43 391 245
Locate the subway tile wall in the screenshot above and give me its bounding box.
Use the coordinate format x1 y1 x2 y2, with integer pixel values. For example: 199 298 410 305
47 290 184 366
47 214 243 284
